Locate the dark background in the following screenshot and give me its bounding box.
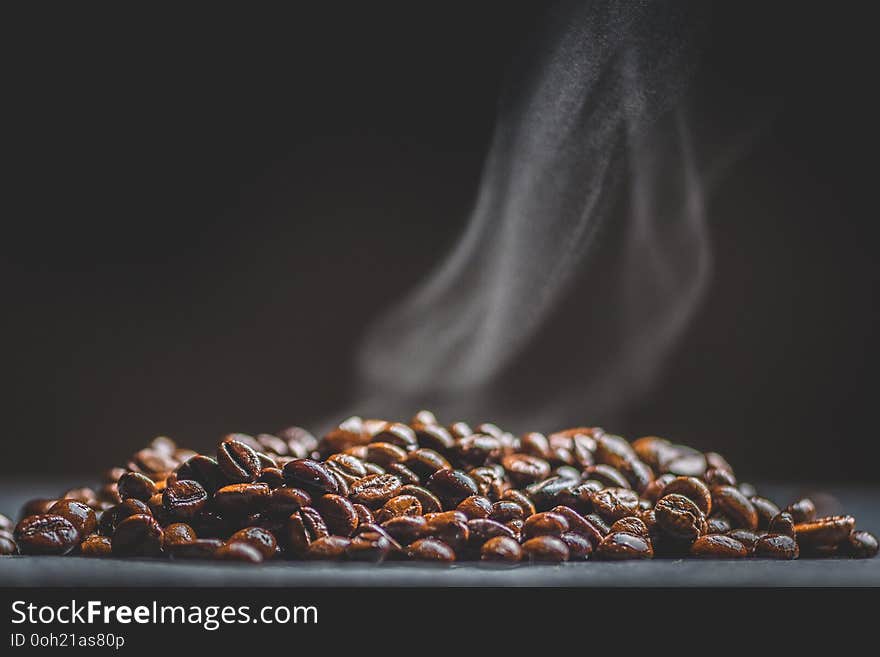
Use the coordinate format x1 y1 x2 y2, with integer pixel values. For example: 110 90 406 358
3 3 878 481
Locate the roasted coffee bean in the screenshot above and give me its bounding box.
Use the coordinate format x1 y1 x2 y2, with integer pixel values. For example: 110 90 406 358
61 487 97 506
404 449 452 479
256 433 289 457
412 424 455 452
456 495 493 520
593 434 636 470
130 448 177 475
522 535 570 562
768 512 795 537
408 538 456 562
737 482 758 498
481 536 522 563
424 512 469 550
844 531 879 559
217 439 262 484
305 536 351 560
325 453 368 481
174 455 223 494
726 529 763 551
255 452 278 470
216 541 263 563
519 432 551 460
209 485 268 519
592 488 641 522
751 496 781 529
372 423 418 451
642 474 676 503
268 487 312 519
229 526 277 559
711 486 758 530
112 514 163 556
794 515 855 548
410 409 438 426
553 465 582 482
704 468 737 487
285 513 313 555
596 532 654 560
15 515 79 555
523 512 569 539
352 503 375 526
48 500 96 537
618 459 654 494
784 498 816 524
0 513 13 533
609 516 649 538
79 534 112 557
501 489 536 518
561 532 593 560
0 532 17 555
689 534 748 558
376 495 423 524
117 472 157 502
320 416 371 455
584 465 630 489
258 467 286 489
490 501 524 523
526 477 577 512
466 518 515 547
655 494 706 541
346 531 393 562
167 538 224 559
399 485 443 514
661 477 712 516
381 515 428 545
163 523 197 546
632 436 675 470
585 513 611 536
448 421 473 439
506 519 524 541
754 533 799 559
311 494 359 536
665 450 707 478
427 469 479 507
706 515 732 534
451 434 501 467
349 474 403 509
162 479 208 520
365 442 408 468
502 454 551 487
278 425 319 456
551 506 603 544
386 463 419 486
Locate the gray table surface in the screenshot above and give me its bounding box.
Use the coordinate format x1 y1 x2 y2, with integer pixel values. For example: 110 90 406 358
2 478 877 587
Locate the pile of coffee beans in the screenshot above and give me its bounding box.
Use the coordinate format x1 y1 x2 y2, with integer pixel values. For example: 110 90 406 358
2 413 877 563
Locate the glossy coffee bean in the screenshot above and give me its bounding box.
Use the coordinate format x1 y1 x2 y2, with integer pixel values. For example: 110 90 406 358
0 532 17 555
456 495 492 520
726 529 763 551
79 534 112 557
376 495 423 524
844 531 879 558
591 488 640 522
501 489 536 518
704 468 737 487
768 512 795 537
352 503 375 526
397 485 442 514
229 526 277 559
794 515 855 547
609 516 649 538
404 449 452 479
365 442 408 468
381 515 428 545
0 513 13 533
584 465 630 490
408 538 456 562
217 439 262 484
48 500 96 537
386 462 420 486
559 531 592 560
268 487 312 519
427 469 479 507
15 515 79 555
642 474 676 503
314 494 359 536
596 532 654 560
214 483 270 516
711 486 758 530
689 534 748 558
216 541 264 563
258 467 286 489
551 506 603 545
466 518 515 547
162 479 208 520
117 472 157 502
412 424 455 452
176 455 224 494
306 536 352 559
481 536 522 563
163 523 197 546
655 494 706 541
346 532 393 562
661 477 712 516
523 512 569 539
167 538 223 559
371 423 418 451
410 409 438 426
112 514 163 556
490 501 524 523
751 497 781 529
784 498 816 524
502 454 551 487
754 533 799 559
522 535 570 562
424 512 469 551
349 474 403 509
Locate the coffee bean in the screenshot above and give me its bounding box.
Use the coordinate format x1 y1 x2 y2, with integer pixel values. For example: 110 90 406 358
794 515 855 548
0 513 13 533
229 526 277 559
609 516 649 538
561 532 593 560
481 536 522 563
655 494 706 541
346 531 393 562
706 514 732 534
456 495 493 520
0 532 17 555
163 523 197 546
526 477 577 512
768 512 795 537
551 506 604 545
784 498 816 524
522 535 570 562
410 409 438 426
48 500 96 537
408 538 456 562
349 474 403 509
704 468 737 487
216 541 264 563
751 497 781 529
325 453 368 482
15 515 79 555
372 423 418 451
314 494 359 536
352 503 375 526
217 439 262 484
256 433 289 457
320 417 371 455
665 451 707 478
166 539 223 559
112 514 163 556
404 449 452 479
711 486 758 530
117 472 157 502
447 421 473 439
268 487 312 520
661 477 712 516
523 512 569 539
844 531 879 559
726 529 763 552
490 500 524 523
754 533 799 559
427 469 479 507
412 424 455 452
424 512 469 550
592 488 641 522
162 479 208 520
381 515 428 545
642 474 676 503
737 482 758 498
596 532 654 560
212 483 270 516
79 534 112 557
302 536 349 560
689 534 748 558
502 454 551 487
258 467 286 489
466 518 515 548
584 465 630 489
501 489 537 519
278 426 319 456
61 487 98 506
365 442 408 468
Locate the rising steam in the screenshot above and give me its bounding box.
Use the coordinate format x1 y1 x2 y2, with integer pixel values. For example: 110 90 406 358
350 1 715 429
